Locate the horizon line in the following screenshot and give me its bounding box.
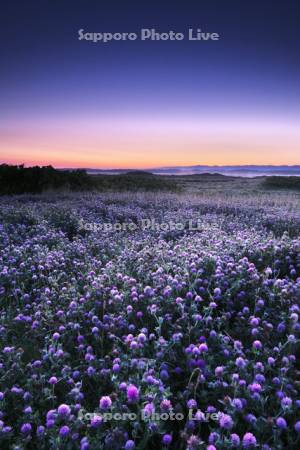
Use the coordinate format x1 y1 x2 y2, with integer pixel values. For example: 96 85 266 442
2 162 300 170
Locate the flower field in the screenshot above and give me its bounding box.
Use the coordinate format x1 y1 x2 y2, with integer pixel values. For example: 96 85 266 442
0 192 299 449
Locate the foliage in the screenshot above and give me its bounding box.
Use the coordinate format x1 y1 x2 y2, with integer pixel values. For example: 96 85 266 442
0 165 178 195
264 176 300 191
0 192 299 449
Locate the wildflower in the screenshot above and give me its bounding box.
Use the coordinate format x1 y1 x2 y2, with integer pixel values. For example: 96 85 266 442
242 432 257 448
49 376 58 385
281 396 292 408
143 403 155 417
230 434 240 446
21 423 32 434
91 415 102 428
248 383 262 394
276 417 287 429
127 384 139 402
187 399 197 409
199 343 208 353
187 435 200 448
160 399 172 411
125 440 135 450
232 398 243 410
215 366 224 377
252 340 262 350
219 413 233 430
59 425 70 437
36 425 45 436
236 357 247 369
162 434 172 445
57 404 71 416
208 432 219 443
99 396 112 410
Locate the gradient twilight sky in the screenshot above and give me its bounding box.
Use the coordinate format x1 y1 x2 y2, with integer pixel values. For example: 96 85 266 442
1 0 300 168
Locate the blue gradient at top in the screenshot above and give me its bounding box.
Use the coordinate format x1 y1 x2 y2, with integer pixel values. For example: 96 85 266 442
0 0 300 166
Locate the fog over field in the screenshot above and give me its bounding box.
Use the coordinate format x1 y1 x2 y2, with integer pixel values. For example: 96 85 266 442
85 166 300 177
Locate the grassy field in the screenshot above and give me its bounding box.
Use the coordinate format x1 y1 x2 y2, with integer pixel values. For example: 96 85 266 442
2 164 300 197
169 173 300 197
0 184 299 449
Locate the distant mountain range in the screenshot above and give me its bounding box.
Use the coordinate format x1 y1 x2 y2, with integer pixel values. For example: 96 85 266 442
78 165 300 177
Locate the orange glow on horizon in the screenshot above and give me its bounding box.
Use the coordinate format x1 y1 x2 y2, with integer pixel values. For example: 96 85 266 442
2 150 300 170
1 116 299 168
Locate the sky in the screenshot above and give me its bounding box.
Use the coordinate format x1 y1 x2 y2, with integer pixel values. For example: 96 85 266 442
0 0 300 169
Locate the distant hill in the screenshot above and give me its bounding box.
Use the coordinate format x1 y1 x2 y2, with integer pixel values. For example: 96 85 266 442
150 165 300 176
123 170 154 176
66 165 300 177
180 172 235 178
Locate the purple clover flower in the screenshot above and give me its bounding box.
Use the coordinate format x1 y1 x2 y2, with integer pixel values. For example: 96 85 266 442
99 396 112 410
242 432 257 448
57 404 71 417
127 384 139 402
